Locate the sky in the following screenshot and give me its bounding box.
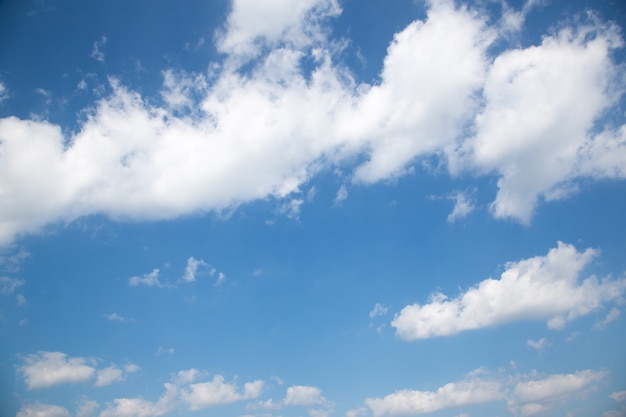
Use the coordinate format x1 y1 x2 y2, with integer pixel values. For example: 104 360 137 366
1 0 626 416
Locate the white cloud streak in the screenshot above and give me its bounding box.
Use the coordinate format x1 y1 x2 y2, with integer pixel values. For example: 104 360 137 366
90 36 107 62
365 378 502 416
364 368 606 417
392 242 626 340
17 403 72 417
0 1 625 246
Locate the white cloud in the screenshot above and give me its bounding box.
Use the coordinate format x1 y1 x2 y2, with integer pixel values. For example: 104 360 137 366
365 378 502 416
129 269 162 287
346 407 368 417
285 385 328 407
611 391 626 403
466 19 625 223
20 351 96 390
181 375 264 410
364 368 606 417
509 370 606 415
447 190 475 223
90 36 107 62
369 303 388 319
103 313 128 322
526 338 549 350
95 364 139 387
0 81 8 102
334 184 348 205
155 346 175 356
17 403 71 417
182 257 208 282
216 0 341 61
392 242 626 340
100 383 178 417
0 1 624 246
595 307 621 329
76 398 100 417
0 275 24 294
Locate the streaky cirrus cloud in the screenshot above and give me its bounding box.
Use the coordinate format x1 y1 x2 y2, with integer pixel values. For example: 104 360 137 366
392 242 626 340
0 0 624 246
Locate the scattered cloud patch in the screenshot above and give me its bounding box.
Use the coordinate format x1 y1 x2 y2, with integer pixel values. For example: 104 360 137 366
19 351 96 390
364 368 606 416
611 391 626 403
365 377 502 416
509 370 606 416
334 184 348 205
90 36 107 62
526 338 549 351
447 190 476 223
0 81 8 102
129 269 162 288
102 313 131 322
156 346 175 356
392 242 626 340
94 364 139 387
595 307 621 329
182 257 208 282
369 303 388 319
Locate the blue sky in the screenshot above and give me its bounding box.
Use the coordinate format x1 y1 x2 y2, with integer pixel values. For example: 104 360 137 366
1 0 626 416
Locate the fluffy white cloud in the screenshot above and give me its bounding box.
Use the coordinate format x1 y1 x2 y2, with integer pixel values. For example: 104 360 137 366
466 19 625 223
0 1 624 246
595 307 621 329
365 378 502 416
16 403 71 417
129 269 162 287
20 351 96 390
611 391 626 402
392 242 626 340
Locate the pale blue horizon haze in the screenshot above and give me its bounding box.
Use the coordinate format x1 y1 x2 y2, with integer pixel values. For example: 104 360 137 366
1 0 626 417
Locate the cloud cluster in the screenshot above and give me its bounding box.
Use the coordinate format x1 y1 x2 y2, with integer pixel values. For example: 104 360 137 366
99 369 264 417
0 0 624 245
19 351 138 390
363 368 606 416
392 242 626 340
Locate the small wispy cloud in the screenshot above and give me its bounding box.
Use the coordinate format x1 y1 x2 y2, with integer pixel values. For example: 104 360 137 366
595 307 620 330
129 269 162 287
369 303 388 319
334 184 348 206
527 337 549 351
182 257 208 282
90 36 107 62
